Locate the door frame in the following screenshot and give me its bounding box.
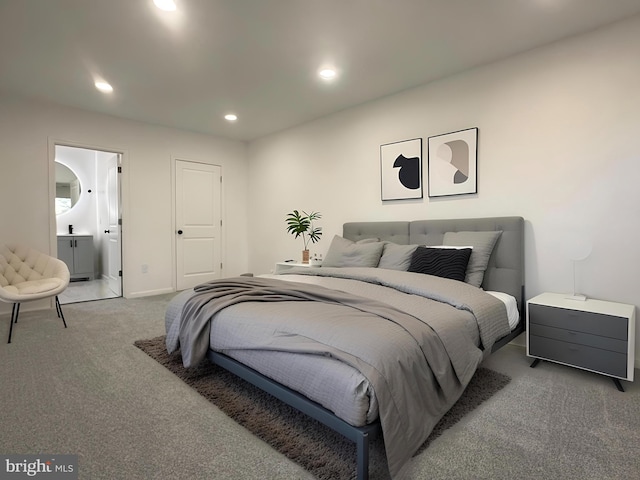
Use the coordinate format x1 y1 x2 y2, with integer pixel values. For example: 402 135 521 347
48 137 128 297
171 156 225 290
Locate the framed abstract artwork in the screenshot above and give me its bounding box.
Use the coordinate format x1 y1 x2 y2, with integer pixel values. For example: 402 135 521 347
380 138 423 201
427 127 478 197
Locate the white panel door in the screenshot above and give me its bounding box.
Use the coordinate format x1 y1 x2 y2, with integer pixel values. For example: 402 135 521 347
106 154 122 295
175 160 222 290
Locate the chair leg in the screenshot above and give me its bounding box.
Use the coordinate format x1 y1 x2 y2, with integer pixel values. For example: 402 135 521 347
55 296 67 328
7 303 19 343
7 298 67 343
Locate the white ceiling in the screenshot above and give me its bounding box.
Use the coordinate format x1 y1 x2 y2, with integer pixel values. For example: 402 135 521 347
1 0 640 142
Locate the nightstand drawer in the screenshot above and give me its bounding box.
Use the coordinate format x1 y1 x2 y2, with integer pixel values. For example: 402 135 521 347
529 324 627 354
529 304 627 340
529 335 627 378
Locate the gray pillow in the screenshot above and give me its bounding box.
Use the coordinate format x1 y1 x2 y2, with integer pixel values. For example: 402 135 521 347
378 242 419 271
323 235 384 268
442 231 502 287
356 238 380 244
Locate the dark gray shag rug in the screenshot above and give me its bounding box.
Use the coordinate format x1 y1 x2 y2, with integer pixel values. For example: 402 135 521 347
134 335 510 480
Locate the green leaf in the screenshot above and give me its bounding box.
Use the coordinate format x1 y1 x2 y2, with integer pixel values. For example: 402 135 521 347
285 210 322 248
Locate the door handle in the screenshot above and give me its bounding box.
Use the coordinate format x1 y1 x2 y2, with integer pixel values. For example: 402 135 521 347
104 230 111 234
177 230 183 235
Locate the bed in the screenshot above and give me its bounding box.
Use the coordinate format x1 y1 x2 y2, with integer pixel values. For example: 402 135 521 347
165 216 524 479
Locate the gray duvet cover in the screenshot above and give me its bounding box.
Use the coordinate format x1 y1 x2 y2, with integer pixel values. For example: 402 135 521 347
166 268 510 479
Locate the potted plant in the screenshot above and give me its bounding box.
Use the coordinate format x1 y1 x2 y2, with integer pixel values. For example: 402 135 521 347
285 210 322 263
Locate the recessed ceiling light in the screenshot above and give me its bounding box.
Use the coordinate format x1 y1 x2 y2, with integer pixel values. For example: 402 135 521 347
318 68 337 80
95 81 113 93
154 0 177 11
224 114 238 122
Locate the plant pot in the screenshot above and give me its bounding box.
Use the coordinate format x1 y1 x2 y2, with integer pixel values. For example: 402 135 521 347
302 249 310 264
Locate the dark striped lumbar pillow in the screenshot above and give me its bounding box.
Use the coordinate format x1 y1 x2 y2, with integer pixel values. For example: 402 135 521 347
408 246 472 282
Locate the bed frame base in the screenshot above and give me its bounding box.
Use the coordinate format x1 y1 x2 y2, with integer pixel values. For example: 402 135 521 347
491 324 524 352
207 350 381 480
206 321 522 479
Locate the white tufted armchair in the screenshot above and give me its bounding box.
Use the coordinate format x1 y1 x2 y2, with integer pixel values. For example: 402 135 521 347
0 244 70 343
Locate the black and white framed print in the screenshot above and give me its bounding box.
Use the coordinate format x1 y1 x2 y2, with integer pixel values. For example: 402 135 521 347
380 138 422 201
427 127 478 197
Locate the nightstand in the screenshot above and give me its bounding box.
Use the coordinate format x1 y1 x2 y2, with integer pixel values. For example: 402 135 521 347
527 292 636 392
274 262 321 274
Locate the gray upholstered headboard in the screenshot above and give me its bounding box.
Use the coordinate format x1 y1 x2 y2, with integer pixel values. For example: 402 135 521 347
343 216 524 310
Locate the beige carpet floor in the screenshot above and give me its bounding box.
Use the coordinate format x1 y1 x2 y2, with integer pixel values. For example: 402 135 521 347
1 294 639 479
135 335 510 479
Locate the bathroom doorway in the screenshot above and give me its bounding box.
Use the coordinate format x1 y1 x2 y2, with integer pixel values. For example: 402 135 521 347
53 144 123 304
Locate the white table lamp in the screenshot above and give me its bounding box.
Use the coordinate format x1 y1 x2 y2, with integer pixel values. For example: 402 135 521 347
565 236 592 301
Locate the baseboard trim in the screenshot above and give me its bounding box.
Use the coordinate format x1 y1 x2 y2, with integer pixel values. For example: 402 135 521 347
126 287 175 299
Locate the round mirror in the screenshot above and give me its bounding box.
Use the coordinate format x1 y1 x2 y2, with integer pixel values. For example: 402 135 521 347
55 162 81 215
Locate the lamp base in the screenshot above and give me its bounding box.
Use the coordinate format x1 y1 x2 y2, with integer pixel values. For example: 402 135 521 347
566 293 587 301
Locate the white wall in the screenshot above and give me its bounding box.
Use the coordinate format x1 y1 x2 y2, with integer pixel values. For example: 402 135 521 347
0 94 249 308
247 17 640 363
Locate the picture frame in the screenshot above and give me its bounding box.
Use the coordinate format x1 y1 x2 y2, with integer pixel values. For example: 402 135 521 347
380 138 422 201
427 127 478 197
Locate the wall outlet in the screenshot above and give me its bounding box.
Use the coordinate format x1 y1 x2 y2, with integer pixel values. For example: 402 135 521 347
141 264 148 274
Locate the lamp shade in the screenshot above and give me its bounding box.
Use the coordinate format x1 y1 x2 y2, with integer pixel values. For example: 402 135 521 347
565 234 592 262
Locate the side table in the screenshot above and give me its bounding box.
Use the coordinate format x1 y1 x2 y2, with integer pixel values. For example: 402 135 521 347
527 292 635 392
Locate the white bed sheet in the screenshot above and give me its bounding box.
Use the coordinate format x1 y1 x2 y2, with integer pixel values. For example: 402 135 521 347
486 291 520 330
